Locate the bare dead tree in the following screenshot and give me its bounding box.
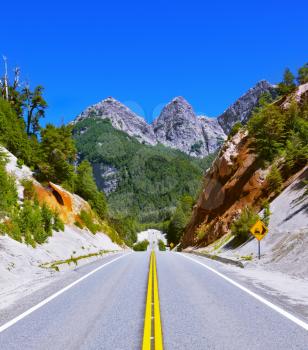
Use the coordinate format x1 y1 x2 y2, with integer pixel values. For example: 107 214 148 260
12 67 20 91
2 55 9 100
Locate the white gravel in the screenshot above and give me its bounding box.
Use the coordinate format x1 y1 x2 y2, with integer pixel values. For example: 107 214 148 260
0 225 123 310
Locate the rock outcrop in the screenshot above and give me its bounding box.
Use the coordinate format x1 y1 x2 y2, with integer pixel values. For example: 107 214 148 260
92 163 119 195
181 131 269 247
217 80 275 134
199 116 226 154
34 182 91 224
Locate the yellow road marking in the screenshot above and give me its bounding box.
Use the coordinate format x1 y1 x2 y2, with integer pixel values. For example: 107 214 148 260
153 253 163 350
142 252 153 350
142 251 163 350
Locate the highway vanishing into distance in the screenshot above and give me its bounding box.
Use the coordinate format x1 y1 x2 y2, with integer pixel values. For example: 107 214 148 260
0 252 308 350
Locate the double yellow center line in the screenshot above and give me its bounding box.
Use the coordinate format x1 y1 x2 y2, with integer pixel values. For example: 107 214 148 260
142 251 163 350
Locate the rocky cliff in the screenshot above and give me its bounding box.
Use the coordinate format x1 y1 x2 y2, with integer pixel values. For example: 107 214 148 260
73 80 274 158
181 130 268 247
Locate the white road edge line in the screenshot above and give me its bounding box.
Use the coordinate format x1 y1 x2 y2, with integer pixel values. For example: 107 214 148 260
0 253 131 333
179 253 308 332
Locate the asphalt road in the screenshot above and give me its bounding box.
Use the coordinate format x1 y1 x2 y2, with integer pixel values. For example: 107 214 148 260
0 252 308 350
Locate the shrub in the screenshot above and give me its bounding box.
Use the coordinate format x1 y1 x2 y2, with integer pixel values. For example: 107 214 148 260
17 158 24 168
3 198 63 245
79 210 100 234
41 203 54 238
53 211 64 231
261 200 271 226
74 220 83 230
21 179 36 200
0 208 22 242
266 165 283 194
196 223 209 241
24 230 36 247
133 239 149 251
0 154 18 216
19 201 46 244
228 122 242 139
158 239 166 251
284 132 308 172
231 207 260 241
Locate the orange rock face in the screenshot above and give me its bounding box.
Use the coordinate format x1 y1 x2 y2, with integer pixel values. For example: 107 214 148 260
181 131 268 248
33 182 90 224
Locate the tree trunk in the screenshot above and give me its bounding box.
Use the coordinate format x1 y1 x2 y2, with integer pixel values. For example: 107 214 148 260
27 111 31 135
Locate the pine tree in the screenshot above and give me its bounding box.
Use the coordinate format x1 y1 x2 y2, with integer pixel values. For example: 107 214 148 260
75 160 108 219
297 63 308 84
277 68 296 95
248 104 286 161
21 85 47 135
266 165 283 194
39 124 76 185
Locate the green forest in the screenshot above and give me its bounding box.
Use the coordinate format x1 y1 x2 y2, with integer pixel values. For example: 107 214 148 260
73 117 215 224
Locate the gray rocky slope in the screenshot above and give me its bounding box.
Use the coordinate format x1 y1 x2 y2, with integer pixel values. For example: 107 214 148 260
73 80 274 157
217 80 276 134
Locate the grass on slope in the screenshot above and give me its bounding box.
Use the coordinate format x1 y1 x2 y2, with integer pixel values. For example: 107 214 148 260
73 118 215 223
40 249 114 271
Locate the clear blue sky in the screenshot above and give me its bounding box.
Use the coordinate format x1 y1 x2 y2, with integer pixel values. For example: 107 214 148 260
1 0 307 125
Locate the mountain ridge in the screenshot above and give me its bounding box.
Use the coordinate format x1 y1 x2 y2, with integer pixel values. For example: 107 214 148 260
73 80 275 157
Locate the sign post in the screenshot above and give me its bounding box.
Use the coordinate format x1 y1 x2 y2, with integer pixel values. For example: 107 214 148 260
250 220 268 260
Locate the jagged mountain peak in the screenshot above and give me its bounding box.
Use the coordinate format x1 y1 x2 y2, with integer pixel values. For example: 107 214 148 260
170 96 191 105
152 96 226 157
153 96 196 126
104 96 117 102
74 96 157 145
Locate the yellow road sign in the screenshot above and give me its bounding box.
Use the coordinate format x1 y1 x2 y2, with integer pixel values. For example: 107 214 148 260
170 243 174 249
250 220 268 241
